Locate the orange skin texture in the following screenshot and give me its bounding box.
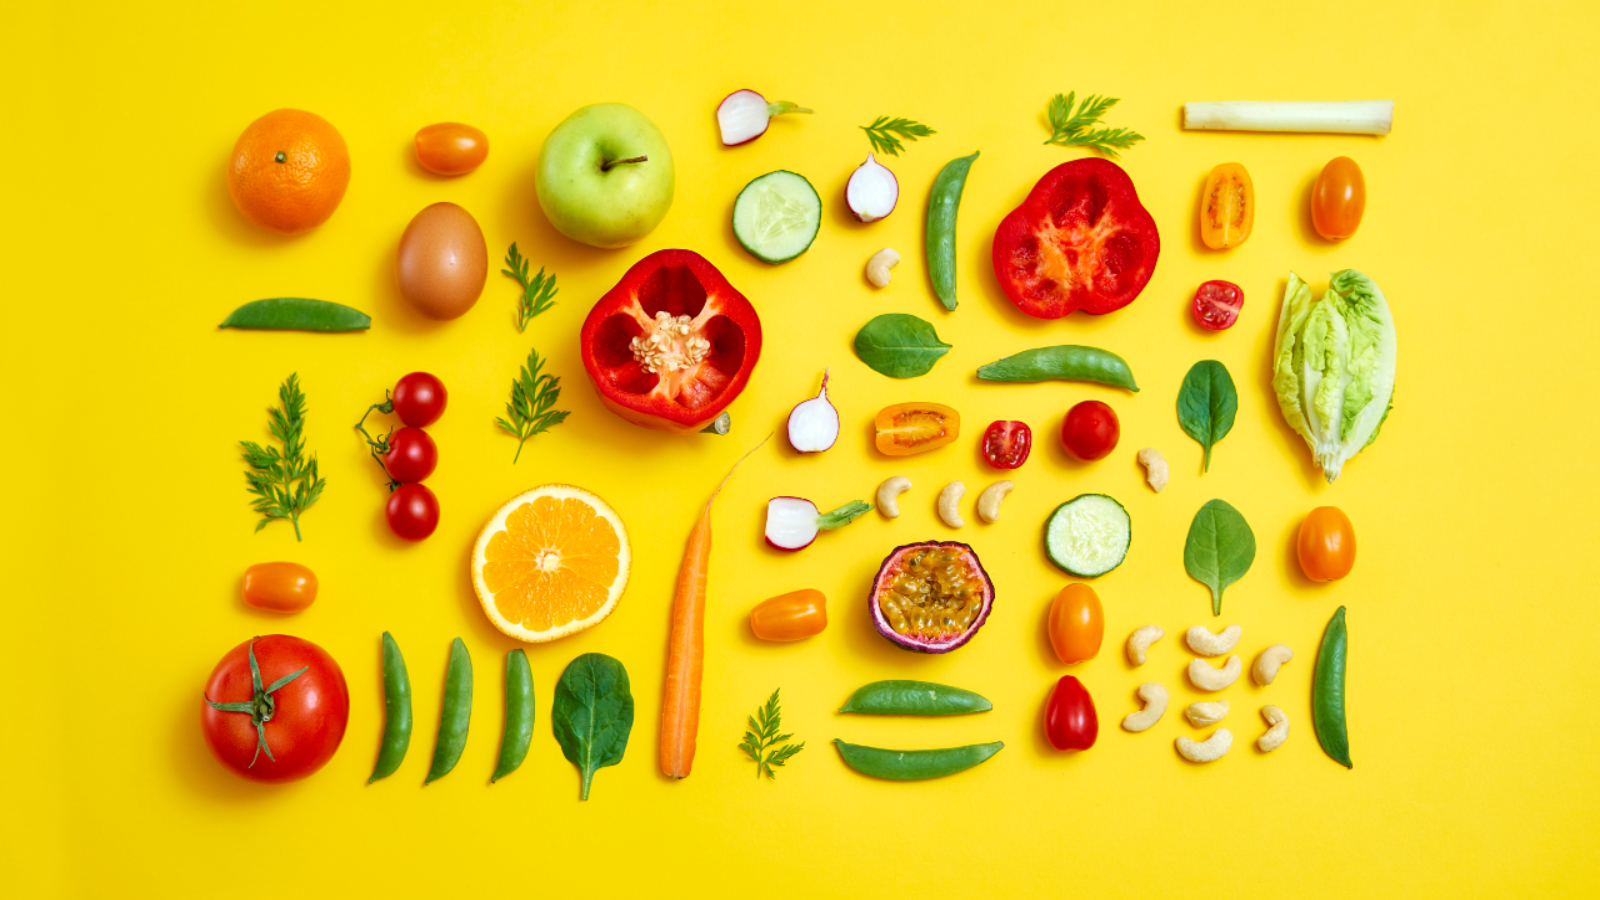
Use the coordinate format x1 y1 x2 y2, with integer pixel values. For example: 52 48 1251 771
750 589 828 641
227 109 350 234
241 562 318 613
874 402 961 456
1047 583 1103 664
415 122 489 175
1297 506 1356 581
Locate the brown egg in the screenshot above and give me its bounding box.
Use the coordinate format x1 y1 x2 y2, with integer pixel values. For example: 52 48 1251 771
397 202 487 319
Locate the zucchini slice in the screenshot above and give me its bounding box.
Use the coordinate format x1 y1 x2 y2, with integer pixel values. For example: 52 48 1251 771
1044 494 1131 577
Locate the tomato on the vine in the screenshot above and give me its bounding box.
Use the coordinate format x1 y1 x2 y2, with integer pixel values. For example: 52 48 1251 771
391 372 448 427
381 426 437 484
1061 401 1119 461
1192 280 1244 331
201 635 349 783
1044 675 1098 751
1297 506 1356 581
386 483 439 541
981 420 1032 469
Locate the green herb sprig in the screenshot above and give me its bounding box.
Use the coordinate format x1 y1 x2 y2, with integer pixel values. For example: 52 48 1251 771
860 116 936 157
495 348 570 463
1043 92 1144 158
240 373 326 540
503 243 558 332
740 689 804 780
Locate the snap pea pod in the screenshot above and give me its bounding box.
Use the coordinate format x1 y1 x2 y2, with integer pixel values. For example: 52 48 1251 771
425 638 472 785
833 738 1003 780
838 680 992 716
219 297 372 332
367 631 413 784
976 345 1139 392
925 151 980 310
1313 606 1352 769
491 649 534 783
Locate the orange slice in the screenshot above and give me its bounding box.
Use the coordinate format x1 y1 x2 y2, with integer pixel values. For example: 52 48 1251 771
471 484 630 642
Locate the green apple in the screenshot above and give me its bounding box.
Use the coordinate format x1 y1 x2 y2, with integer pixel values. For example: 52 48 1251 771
536 103 675 249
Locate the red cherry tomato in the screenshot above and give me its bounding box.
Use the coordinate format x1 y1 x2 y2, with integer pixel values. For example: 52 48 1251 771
414 123 489 176
391 372 448 427
201 635 349 783
1192 280 1244 331
1044 675 1098 751
381 426 437 484
1061 401 1119 461
386 483 439 541
1311 156 1366 241
981 420 1032 469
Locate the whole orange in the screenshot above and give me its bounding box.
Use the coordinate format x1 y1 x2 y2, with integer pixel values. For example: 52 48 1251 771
227 109 350 234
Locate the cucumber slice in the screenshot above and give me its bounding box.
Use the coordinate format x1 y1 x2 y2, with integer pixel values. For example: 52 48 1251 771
1044 494 1131 577
732 170 821 264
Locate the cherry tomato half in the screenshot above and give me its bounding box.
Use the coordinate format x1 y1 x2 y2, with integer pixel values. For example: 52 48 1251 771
382 426 437 484
1044 675 1098 751
1192 280 1244 331
1297 506 1356 582
749 589 828 641
1047 583 1103 664
874 402 961 456
414 123 489 176
1200 162 1254 250
242 562 318 613
201 635 349 783
1311 156 1366 241
981 420 1032 469
1061 401 1119 462
386 483 439 541
391 372 448 427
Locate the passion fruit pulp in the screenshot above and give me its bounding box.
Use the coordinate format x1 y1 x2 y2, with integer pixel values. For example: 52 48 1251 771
869 541 994 653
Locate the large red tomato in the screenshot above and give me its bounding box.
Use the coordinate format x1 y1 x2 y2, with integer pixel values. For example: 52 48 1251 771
201 635 349 783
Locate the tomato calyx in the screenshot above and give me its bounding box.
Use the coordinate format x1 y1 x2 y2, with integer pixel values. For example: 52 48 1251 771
353 406 403 490
202 637 308 768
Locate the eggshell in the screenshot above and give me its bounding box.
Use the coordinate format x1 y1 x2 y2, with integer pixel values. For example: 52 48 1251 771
397 202 487 320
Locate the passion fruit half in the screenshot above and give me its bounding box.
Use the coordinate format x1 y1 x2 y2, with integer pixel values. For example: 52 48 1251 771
869 541 994 653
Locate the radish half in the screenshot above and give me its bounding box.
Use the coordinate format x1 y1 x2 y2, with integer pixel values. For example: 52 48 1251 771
787 370 840 453
846 153 899 223
717 90 814 146
765 497 874 552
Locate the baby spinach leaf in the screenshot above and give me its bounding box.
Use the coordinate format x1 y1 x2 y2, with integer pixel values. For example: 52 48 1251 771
854 313 952 378
1183 499 1256 616
552 652 634 801
1177 360 1238 472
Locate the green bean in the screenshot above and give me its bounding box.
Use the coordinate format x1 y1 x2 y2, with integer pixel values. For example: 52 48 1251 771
1313 606 1352 769
425 637 473 785
838 680 992 716
491 649 534 783
367 632 413 783
925 151 980 310
832 739 1003 781
219 297 372 332
976 345 1139 392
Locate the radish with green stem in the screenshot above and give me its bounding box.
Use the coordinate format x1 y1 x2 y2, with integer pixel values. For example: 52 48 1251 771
717 90 813 146
765 497 872 551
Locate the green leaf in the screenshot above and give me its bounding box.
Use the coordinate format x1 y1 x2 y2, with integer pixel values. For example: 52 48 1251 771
816 500 872 530
740 688 804 781
860 116 936 156
551 653 634 801
1177 360 1239 473
1043 92 1144 158
1183 499 1257 616
853 313 952 378
240 373 325 540
497 347 570 462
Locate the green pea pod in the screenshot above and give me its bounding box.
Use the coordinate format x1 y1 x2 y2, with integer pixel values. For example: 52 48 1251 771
976 345 1139 392
838 680 992 716
368 632 413 783
1313 606 1352 769
833 739 1003 780
491 649 534 783
425 638 472 785
926 151 979 310
219 297 372 332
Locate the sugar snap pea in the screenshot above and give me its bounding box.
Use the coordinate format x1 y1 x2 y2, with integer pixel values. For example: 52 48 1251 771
976 345 1139 392
491 649 534 783
838 680 992 716
425 637 472 785
1313 606 1352 769
833 738 1003 780
368 632 413 783
219 297 372 332
926 151 979 310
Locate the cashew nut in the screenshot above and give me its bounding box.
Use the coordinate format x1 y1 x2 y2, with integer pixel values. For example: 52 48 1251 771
1186 624 1242 657
1176 728 1233 763
1122 683 1168 733
1257 705 1290 752
1137 447 1168 492
1187 655 1243 691
876 476 911 518
975 480 1014 524
1126 625 1165 666
937 481 965 528
865 248 900 288
1184 700 1230 727
1252 644 1295 686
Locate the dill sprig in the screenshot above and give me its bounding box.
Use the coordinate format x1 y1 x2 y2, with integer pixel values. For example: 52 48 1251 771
860 116 936 157
739 689 804 780
1043 91 1144 158
240 373 326 541
495 347 570 463
502 243 558 332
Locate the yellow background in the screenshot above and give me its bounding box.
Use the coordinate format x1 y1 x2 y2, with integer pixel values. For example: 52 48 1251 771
4 1 1598 896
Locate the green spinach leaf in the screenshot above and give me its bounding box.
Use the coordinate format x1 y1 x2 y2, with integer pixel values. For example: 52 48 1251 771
854 313 951 378
1183 499 1256 616
552 652 634 800
1177 360 1238 472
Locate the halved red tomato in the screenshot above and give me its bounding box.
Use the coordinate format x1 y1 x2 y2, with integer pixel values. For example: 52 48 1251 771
579 250 763 433
992 158 1160 318
875 402 960 456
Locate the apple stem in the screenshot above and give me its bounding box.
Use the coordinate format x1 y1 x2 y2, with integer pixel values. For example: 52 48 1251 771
600 155 648 173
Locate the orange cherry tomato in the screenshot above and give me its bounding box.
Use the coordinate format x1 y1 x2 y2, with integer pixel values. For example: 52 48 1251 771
414 123 489 176
1047 583 1103 664
1199 162 1254 250
242 562 318 613
1311 156 1366 241
1297 507 1356 582
874 402 961 456
749 589 828 641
